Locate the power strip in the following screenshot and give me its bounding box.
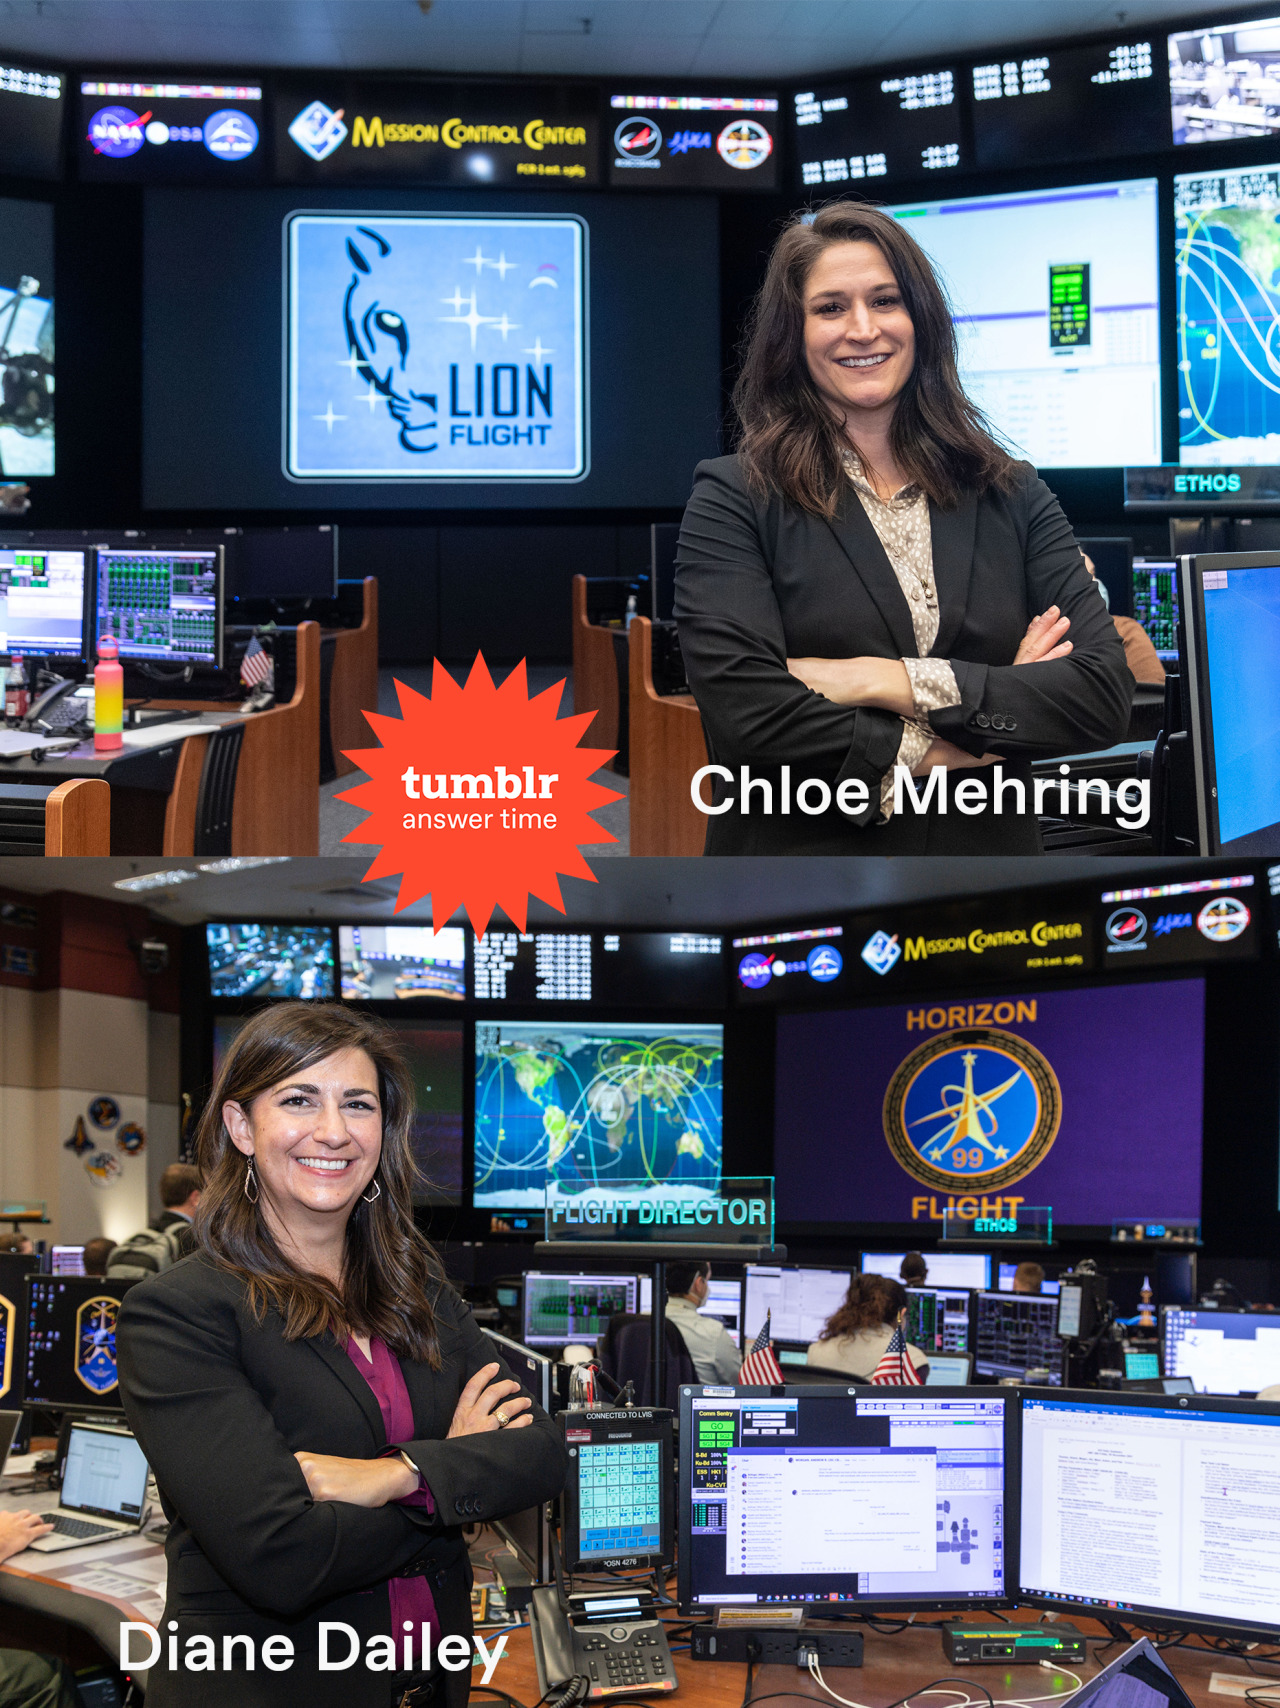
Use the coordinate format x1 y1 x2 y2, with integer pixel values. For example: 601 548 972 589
690 1627 864 1668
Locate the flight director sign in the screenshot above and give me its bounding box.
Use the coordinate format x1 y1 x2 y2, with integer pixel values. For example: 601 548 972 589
285 213 586 483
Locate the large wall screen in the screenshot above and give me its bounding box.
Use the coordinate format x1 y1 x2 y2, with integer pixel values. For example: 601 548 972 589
888 178 1160 468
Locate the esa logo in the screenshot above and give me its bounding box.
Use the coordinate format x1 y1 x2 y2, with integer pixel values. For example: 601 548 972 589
737 943 843 989
669 130 711 154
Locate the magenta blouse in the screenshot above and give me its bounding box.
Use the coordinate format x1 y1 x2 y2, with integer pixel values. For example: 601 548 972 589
345 1335 440 1641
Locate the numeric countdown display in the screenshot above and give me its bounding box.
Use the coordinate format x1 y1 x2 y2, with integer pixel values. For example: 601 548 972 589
792 32 1169 190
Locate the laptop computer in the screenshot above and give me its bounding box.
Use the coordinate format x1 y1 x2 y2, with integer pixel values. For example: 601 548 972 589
924 1351 973 1386
29 1422 150 1552
0 1411 20 1470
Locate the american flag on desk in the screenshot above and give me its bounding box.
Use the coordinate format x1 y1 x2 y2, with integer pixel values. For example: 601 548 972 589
871 1324 924 1386
239 634 274 691
738 1312 784 1386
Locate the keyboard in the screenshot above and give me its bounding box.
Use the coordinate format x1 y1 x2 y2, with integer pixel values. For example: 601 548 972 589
39 1511 116 1539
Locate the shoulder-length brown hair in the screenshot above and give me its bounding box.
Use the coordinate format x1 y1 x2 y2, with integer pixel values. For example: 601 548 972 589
733 200 1016 516
194 1001 446 1366
819 1274 907 1341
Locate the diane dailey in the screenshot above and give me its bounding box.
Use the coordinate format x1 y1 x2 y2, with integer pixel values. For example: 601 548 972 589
120 1623 511 1679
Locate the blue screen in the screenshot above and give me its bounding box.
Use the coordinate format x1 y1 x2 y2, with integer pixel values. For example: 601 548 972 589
1202 562 1280 847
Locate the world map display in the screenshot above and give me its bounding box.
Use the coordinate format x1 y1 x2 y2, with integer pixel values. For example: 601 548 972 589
474 1022 723 1210
1177 166 1280 464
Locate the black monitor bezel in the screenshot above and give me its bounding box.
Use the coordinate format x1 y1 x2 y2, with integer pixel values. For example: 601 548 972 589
906 1283 978 1358
95 541 226 670
0 540 93 666
561 1404 674 1573
974 1289 1066 1384
677 1382 1019 1617
1180 550 1280 856
520 1269 642 1350
21 1274 138 1415
1016 1385 1280 1641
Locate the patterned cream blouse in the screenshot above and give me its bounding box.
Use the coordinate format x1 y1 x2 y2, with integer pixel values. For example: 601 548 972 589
844 455 962 817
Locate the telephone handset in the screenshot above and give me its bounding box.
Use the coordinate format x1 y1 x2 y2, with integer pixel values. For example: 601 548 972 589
20 677 85 733
530 1585 676 1701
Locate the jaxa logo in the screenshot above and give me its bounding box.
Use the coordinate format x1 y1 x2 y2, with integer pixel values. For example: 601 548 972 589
883 1028 1062 1194
1153 912 1192 936
76 1296 122 1396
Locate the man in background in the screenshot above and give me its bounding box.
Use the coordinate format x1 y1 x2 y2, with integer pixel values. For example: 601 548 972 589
81 1237 116 1278
106 1163 201 1280
665 1260 742 1383
1012 1261 1045 1295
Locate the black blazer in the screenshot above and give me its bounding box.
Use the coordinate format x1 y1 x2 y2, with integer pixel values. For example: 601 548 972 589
117 1255 568 1708
674 455 1134 854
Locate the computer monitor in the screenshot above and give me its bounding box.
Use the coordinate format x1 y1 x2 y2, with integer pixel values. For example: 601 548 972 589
0 546 87 661
1180 552 1280 854
23 1276 140 1411
974 1293 1065 1384
561 1406 674 1571
743 1265 852 1348
679 1385 1012 1613
0 1253 38 1407
522 1273 639 1349
338 924 465 1002
50 1246 84 1276
924 1353 972 1386
996 1262 1061 1297
701 1277 743 1348
1162 1307 1280 1395
1133 558 1178 663
482 1328 555 1580
95 545 223 667
206 922 336 1000
1018 1389 1280 1638
1124 1349 1161 1381
227 525 337 602
862 1252 992 1290
906 1286 974 1354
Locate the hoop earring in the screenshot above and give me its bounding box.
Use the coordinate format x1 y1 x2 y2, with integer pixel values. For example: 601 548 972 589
361 1178 381 1204
243 1160 259 1204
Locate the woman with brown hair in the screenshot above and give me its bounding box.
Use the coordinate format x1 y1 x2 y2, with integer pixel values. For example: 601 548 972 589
675 200 1133 855
806 1274 929 1382
118 1002 567 1708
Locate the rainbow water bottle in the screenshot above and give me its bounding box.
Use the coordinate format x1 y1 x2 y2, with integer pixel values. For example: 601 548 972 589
93 634 123 752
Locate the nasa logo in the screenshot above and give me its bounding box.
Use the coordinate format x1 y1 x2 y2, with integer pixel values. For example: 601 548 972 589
614 116 662 162
669 130 712 154
883 1027 1062 1194
737 952 774 990
1197 896 1250 942
1105 906 1147 950
717 118 773 170
203 108 259 160
288 99 349 161
75 1296 122 1396
87 105 145 159
806 943 843 983
861 930 902 976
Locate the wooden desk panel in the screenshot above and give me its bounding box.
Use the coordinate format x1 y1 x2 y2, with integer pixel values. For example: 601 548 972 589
628 616 707 857
331 577 380 779
572 575 622 762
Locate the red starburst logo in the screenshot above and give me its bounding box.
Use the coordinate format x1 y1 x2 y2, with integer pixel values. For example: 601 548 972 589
337 659 622 935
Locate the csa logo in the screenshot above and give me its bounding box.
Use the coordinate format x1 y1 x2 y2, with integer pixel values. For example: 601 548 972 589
806 943 843 983
75 1296 122 1395
883 1028 1062 1194
1197 896 1250 942
862 930 901 976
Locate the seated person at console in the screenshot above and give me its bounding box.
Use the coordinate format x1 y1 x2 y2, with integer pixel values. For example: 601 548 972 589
807 1274 929 1381
665 1260 742 1384
1012 1261 1045 1295
900 1251 928 1286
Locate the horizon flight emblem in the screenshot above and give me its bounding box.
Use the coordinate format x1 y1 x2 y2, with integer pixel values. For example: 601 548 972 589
883 1027 1061 1194
75 1295 122 1395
